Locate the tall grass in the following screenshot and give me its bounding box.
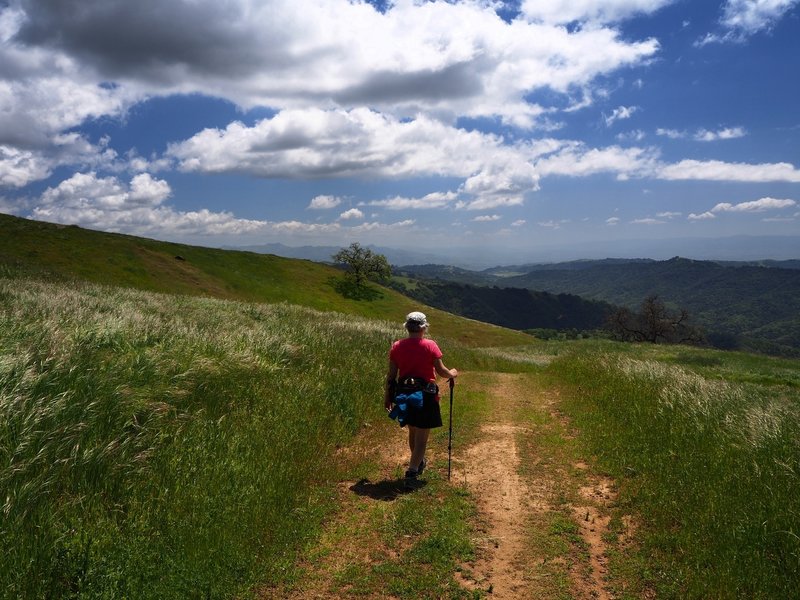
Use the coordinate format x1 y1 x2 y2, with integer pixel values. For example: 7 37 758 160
549 345 800 598
0 277 404 598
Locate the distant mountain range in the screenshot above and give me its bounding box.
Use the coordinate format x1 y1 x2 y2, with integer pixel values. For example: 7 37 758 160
228 236 800 270
223 243 449 267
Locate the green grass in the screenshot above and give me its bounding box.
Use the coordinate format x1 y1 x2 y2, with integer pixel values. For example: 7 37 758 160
368 474 479 599
4 213 800 598
0 213 530 349
0 278 389 597
0 275 526 598
546 340 800 598
290 478 483 600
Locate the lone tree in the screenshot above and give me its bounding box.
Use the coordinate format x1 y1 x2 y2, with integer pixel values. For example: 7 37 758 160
332 242 391 288
606 295 705 345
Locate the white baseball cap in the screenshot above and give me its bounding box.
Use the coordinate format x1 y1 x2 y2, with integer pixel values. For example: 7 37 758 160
404 311 429 329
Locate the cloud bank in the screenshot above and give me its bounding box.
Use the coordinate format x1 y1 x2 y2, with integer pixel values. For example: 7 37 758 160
0 0 797 245
9 0 660 130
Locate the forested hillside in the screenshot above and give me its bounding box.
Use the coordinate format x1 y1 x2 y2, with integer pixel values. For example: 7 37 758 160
401 257 800 355
390 280 613 333
502 257 800 353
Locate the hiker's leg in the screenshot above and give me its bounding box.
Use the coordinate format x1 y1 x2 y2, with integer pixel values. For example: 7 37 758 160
409 427 430 471
408 425 416 455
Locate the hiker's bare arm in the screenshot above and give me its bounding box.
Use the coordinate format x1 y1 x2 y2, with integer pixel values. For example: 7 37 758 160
385 361 398 409
434 358 458 380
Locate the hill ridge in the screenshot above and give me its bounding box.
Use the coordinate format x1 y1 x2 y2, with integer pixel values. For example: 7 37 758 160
0 212 529 348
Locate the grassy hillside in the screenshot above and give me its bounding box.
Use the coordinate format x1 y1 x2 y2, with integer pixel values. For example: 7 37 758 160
0 277 534 598
0 213 528 348
3 213 799 598
548 341 800 597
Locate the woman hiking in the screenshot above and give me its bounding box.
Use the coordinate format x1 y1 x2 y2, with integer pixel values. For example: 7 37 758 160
385 311 458 483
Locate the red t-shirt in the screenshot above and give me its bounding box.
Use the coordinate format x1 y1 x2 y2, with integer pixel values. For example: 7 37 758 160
389 338 443 383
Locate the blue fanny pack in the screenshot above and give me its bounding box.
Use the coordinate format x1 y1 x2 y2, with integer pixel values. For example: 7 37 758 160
388 377 438 426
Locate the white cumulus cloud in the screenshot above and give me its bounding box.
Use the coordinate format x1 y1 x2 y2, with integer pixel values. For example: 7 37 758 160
688 196 796 220
308 195 342 210
711 197 797 212
656 128 685 139
534 142 659 179
29 171 266 236
721 0 799 33
656 126 747 141
0 145 52 187
688 211 716 220
168 108 541 210
7 0 661 130
604 105 639 127
617 129 646 142
520 0 674 25
38 172 170 211
658 160 800 182
367 191 458 210
693 127 747 141
338 208 364 220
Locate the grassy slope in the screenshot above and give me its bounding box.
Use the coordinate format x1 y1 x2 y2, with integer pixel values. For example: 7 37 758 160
4 213 798 598
547 340 800 598
0 213 528 348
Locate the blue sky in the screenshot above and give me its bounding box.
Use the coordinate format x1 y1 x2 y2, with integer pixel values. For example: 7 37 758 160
1 0 799 262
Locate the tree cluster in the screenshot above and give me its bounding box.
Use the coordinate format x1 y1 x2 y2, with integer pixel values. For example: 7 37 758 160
605 295 705 345
332 242 391 287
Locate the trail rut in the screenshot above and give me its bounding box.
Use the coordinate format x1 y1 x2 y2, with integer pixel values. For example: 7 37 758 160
455 372 618 599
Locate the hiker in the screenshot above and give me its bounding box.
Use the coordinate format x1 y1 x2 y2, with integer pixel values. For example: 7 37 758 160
385 311 458 482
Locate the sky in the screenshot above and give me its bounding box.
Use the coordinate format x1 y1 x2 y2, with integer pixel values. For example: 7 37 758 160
1 0 799 263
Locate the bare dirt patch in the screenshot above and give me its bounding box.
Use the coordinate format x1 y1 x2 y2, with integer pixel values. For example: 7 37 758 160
454 373 550 598
571 476 617 600
455 373 622 600
456 422 534 597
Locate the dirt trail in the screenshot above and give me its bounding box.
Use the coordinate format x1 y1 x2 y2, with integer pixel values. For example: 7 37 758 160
270 371 624 599
455 372 618 599
455 420 532 597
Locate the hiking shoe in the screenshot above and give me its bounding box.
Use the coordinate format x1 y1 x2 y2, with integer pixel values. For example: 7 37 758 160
403 468 418 489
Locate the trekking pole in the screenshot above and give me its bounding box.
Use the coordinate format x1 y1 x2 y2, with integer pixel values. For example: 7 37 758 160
448 377 455 480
